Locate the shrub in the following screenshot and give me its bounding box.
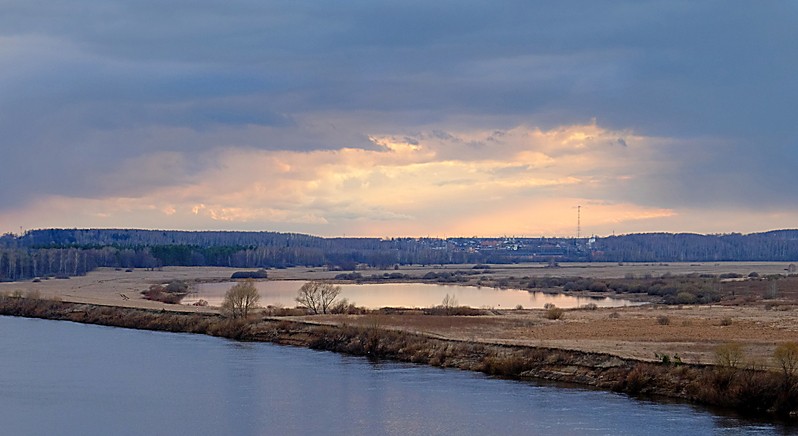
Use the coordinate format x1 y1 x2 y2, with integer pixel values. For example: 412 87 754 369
544 305 565 320
675 292 697 305
165 280 189 293
624 364 658 395
733 369 780 413
424 306 484 316
719 317 733 326
719 273 743 279
655 353 672 365
230 269 268 279
207 318 250 340
141 284 186 304
481 354 528 376
656 315 670 325
334 272 362 280
774 342 798 387
329 298 367 315
715 342 744 369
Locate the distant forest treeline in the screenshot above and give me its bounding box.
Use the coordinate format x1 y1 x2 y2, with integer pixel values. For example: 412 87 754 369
0 229 474 281
591 230 798 262
1 228 798 281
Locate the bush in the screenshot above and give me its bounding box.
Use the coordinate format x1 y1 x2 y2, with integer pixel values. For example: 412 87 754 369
334 272 362 280
207 318 250 340
624 364 658 395
719 317 733 326
774 342 798 386
675 292 697 305
165 280 189 293
329 298 367 315
544 306 565 320
715 342 744 369
481 354 528 376
656 315 670 325
231 269 268 279
141 284 186 304
719 273 743 279
424 306 484 316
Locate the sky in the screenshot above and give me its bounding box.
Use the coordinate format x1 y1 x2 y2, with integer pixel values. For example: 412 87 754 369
1 1 797 238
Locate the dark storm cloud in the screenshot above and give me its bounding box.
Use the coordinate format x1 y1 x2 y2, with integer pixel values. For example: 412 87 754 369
1 0 796 213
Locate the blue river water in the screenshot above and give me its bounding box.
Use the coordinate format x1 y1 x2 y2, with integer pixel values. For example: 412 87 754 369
0 316 792 435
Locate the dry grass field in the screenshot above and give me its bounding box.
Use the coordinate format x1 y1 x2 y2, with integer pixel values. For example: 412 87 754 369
305 304 798 367
2 262 797 368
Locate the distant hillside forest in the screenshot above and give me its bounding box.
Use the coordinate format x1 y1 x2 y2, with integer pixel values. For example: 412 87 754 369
1 228 798 281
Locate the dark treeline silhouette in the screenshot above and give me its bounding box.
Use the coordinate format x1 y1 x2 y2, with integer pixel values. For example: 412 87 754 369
2 228 798 281
0 229 475 281
591 230 798 262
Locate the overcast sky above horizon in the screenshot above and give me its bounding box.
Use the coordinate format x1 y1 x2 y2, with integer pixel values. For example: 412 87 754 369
1 1 797 238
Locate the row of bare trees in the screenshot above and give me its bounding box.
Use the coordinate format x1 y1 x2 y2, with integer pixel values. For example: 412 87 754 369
222 280 342 318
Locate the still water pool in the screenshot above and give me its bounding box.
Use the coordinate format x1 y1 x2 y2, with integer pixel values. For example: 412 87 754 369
184 281 639 309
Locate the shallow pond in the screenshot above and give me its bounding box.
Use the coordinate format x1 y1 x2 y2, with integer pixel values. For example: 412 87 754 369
183 281 639 309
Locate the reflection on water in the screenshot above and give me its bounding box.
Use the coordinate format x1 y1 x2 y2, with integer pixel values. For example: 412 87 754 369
0 316 789 436
184 281 640 309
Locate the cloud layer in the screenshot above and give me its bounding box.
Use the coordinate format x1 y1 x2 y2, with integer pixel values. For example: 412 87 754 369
1 1 796 236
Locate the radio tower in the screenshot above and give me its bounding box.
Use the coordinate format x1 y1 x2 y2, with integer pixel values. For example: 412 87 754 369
577 205 581 239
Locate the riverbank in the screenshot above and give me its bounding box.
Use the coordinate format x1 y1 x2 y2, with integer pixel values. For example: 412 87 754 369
1 295 796 420
4 266 798 364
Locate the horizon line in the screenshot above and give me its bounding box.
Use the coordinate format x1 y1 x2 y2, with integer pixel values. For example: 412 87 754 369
7 226 798 241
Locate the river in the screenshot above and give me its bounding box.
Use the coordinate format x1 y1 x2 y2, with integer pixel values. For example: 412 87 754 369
0 316 790 435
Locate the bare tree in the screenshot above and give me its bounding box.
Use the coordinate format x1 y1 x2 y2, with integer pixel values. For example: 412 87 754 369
441 293 458 314
714 342 744 369
774 342 798 387
222 279 260 318
295 281 341 314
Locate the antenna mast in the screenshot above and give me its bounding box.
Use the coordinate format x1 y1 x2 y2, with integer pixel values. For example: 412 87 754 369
577 205 581 239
